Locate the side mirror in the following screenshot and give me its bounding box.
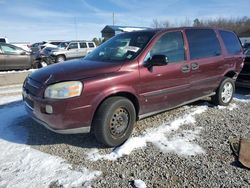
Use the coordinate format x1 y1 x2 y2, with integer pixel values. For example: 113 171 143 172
146 55 168 68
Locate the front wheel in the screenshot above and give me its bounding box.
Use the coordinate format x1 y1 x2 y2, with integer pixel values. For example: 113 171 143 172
56 55 65 63
212 77 235 106
93 97 136 147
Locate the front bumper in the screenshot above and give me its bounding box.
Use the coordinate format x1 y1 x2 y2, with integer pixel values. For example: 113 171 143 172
23 91 92 134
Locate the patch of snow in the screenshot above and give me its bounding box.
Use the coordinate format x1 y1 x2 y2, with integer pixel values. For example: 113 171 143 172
0 101 101 187
0 84 22 95
134 179 147 188
88 106 207 161
0 95 22 105
119 27 145 32
217 103 238 111
234 94 250 103
0 69 36 74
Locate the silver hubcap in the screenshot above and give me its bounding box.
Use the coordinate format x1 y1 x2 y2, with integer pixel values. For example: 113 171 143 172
57 56 64 62
221 82 233 103
41 61 47 67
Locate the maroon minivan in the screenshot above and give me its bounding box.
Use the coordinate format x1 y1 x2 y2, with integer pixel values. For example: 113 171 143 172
23 27 244 146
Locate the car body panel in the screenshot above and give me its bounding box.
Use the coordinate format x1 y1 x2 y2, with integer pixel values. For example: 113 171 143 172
0 42 32 70
23 27 244 132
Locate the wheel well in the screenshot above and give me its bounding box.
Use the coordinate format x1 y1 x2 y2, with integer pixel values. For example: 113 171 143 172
95 92 140 119
224 71 237 80
57 54 66 59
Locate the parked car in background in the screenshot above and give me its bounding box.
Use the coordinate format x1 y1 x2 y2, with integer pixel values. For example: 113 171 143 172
236 48 250 88
36 40 96 66
0 37 9 43
0 42 34 70
23 27 244 147
11 42 31 52
39 40 65 50
243 42 250 51
30 42 46 53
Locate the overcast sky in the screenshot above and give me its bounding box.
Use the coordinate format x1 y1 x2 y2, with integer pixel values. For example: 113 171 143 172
0 0 249 43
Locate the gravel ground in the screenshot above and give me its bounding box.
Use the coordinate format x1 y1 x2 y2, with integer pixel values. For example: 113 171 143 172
24 88 250 188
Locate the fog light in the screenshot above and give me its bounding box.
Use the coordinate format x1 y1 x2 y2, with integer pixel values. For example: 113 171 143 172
45 105 53 114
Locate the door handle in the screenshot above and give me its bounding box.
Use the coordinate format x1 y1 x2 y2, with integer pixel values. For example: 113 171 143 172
181 65 190 73
191 63 199 70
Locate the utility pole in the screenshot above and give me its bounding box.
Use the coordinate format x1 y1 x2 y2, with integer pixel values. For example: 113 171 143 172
113 12 115 26
74 17 78 40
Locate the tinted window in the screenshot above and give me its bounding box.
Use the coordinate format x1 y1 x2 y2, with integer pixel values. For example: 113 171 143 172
50 42 62 46
68 43 78 50
220 31 242 55
80 43 87 48
88 43 95 48
146 31 185 63
186 29 221 60
0 39 6 43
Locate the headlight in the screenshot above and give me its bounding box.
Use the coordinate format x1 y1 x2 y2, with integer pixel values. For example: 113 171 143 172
44 81 83 99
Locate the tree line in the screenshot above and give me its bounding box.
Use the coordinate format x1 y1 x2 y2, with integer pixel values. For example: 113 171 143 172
151 17 250 37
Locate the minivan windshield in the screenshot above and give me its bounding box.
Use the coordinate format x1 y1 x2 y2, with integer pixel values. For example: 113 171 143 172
85 31 155 62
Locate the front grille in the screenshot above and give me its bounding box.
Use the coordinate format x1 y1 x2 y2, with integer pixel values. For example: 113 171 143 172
25 97 34 109
23 77 43 97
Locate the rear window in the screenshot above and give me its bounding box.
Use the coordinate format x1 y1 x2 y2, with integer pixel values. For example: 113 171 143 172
219 31 241 55
0 38 6 43
88 43 95 48
186 29 221 60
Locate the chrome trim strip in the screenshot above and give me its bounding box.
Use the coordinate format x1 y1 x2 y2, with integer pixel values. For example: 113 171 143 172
138 92 216 120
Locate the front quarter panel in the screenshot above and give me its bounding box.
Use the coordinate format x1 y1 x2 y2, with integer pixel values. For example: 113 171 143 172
81 60 140 120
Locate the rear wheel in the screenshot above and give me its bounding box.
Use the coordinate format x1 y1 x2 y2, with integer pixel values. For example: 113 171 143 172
212 77 235 106
93 97 136 147
56 55 65 63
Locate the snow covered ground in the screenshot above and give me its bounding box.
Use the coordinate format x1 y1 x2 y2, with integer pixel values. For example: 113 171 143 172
87 106 207 161
0 87 101 188
0 84 249 187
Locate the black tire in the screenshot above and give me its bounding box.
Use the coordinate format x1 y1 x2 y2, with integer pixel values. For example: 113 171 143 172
211 77 235 106
93 97 136 147
56 55 65 63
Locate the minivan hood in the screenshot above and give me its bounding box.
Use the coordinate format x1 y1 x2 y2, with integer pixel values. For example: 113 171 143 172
30 59 122 85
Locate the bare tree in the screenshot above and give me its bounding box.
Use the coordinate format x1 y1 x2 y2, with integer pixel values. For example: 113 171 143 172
151 17 250 37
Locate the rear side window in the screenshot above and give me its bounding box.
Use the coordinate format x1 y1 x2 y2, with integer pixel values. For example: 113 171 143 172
80 43 87 48
186 29 221 60
88 43 95 48
0 38 6 43
219 31 241 55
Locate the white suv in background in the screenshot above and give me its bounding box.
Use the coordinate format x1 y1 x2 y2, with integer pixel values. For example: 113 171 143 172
43 40 96 63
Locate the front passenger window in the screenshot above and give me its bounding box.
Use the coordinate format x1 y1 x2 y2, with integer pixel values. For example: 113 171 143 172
146 31 185 63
